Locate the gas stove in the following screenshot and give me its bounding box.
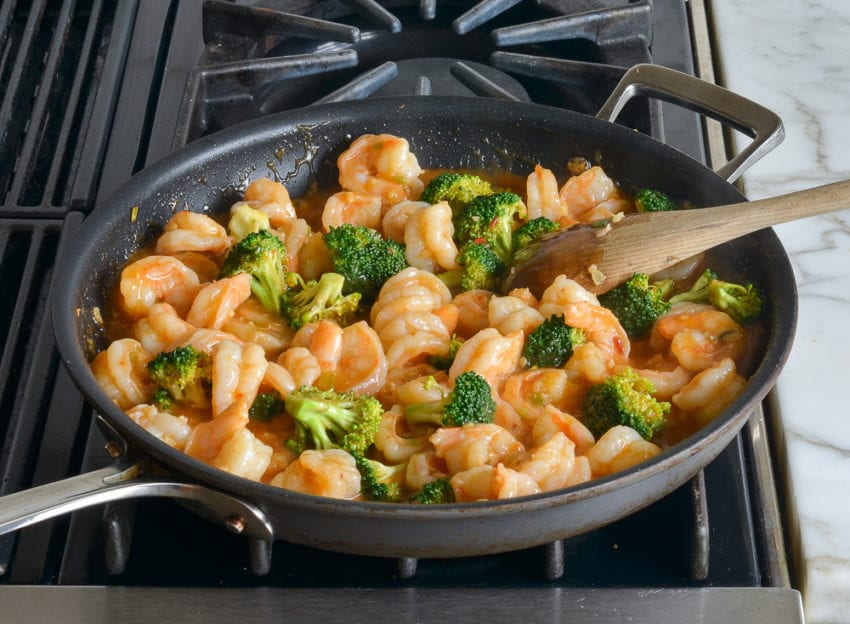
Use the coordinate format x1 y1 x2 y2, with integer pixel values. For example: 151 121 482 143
0 1 804 621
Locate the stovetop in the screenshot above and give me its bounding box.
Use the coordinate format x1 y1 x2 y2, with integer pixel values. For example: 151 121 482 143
0 0 803 620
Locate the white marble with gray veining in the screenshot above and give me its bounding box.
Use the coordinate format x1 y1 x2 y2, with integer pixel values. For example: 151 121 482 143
710 2 850 622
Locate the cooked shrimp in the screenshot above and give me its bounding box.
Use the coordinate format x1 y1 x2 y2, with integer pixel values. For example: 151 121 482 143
184 399 250 463
321 191 383 232
120 255 200 318
271 448 361 499
91 338 152 409
186 273 252 330
262 361 297 398
564 342 614 385
488 295 544 336
622 364 694 400
538 275 600 316
181 328 243 354
132 303 195 355
211 427 273 481
374 362 438 408
506 287 539 308
386 331 451 370
290 320 344 389
371 267 452 324
334 320 387 395
559 302 630 366
395 372 450 407
337 133 424 205
242 178 296 226
501 368 573 422
451 464 541 501
450 290 493 338
277 347 321 388
672 357 747 425
512 432 577 492
277 217 311 273
126 404 191 450
404 201 459 272
654 304 746 372
382 200 429 242
154 211 231 255
374 311 451 349
374 405 431 463
526 164 578 227
584 425 662 478
559 165 631 222
405 451 449 491
530 404 595 455
211 340 268 417
493 395 531 446
429 423 524 475
448 328 524 389
222 298 294 358
296 232 333 281
172 251 221 283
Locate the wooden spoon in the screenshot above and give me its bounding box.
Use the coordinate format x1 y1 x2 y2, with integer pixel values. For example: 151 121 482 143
503 178 850 296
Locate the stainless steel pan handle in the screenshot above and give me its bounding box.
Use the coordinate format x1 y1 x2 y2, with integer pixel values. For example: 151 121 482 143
0 457 274 543
597 63 784 183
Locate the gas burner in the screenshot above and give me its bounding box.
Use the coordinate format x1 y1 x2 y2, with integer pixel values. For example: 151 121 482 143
174 0 655 148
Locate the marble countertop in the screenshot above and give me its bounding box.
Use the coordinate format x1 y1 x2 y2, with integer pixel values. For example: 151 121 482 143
710 2 850 622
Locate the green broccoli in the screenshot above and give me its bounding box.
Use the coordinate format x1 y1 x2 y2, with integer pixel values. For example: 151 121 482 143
420 172 494 211
249 391 285 422
708 280 763 324
428 334 464 370
405 371 496 428
227 202 271 241
284 387 383 456
147 346 212 410
635 188 677 212
598 272 673 338
219 229 292 315
437 241 505 292
408 478 456 504
667 268 718 305
522 314 587 368
581 368 670 441
323 224 408 303
453 192 527 263
354 454 407 502
512 216 559 255
281 272 361 330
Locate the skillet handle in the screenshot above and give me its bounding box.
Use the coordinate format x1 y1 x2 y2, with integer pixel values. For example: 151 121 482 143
0 459 274 543
596 63 784 183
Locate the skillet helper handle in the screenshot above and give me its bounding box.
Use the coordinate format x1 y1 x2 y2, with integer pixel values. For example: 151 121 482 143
0 459 274 543
597 63 784 183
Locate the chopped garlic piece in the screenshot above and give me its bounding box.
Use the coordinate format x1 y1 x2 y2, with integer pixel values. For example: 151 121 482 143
588 264 606 285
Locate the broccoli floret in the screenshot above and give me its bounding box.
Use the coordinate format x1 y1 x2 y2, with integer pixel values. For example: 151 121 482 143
420 173 494 211
453 192 527 263
635 189 677 212
598 273 673 338
354 455 407 502
281 272 361 330
408 478 456 504
512 216 559 254
429 334 464 370
323 224 408 303
284 386 383 456
147 346 212 410
522 314 587 368
581 369 670 441
438 241 505 292
667 268 718 305
227 202 271 241
249 391 285 422
219 229 291 315
708 280 763 324
405 371 496 428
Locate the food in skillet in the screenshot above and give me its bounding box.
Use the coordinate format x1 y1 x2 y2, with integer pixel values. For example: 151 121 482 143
91 133 763 503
